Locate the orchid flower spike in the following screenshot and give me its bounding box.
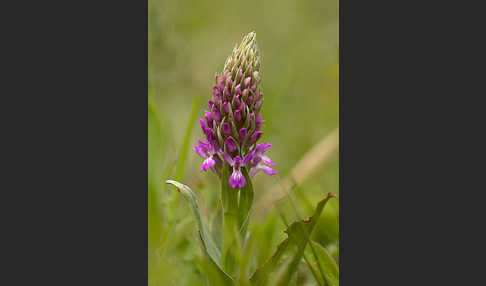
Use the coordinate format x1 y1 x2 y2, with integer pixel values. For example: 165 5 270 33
193 31 276 187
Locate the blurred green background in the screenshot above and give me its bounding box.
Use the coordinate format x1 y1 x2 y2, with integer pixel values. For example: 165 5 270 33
149 0 338 285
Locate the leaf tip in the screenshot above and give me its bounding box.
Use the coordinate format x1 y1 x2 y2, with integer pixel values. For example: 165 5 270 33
165 179 187 192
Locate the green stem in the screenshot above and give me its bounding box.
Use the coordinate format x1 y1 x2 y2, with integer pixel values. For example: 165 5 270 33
221 164 239 275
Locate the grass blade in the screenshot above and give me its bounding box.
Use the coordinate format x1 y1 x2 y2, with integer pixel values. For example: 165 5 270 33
174 95 200 181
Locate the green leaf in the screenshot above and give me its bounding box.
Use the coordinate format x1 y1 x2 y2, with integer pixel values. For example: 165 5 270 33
166 180 233 285
249 193 336 286
305 241 339 286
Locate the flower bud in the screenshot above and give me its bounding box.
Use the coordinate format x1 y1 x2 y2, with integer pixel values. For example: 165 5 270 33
250 130 263 144
222 122 231 136
239 127 247 142
244 77 251 88
235 84 242 96
225 137 237 153
212 106 221 122
222 102 230 115
234 109 242 122
204 111 213 128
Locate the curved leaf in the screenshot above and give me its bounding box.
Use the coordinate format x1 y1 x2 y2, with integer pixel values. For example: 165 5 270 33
166 180 233 285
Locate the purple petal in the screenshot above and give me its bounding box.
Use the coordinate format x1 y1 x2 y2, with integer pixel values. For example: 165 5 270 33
199 118 205 130
260 165 277 175
193 145 206 158
243 150 254 166
219 150 234 165
261 155 275 166
201 157 216 172
256 142 272 154
250 164 277 177
229 169 246 188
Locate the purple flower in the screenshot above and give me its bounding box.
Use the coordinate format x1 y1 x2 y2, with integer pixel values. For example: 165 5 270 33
249 143 277 177
194 140 219 172
253 142 275 166
220 150 253 188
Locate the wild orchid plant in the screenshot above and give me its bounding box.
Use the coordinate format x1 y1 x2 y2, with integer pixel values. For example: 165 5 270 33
166 32 337 286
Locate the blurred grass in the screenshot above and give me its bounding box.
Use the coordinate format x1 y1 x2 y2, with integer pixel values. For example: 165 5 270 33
149 0 338 285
